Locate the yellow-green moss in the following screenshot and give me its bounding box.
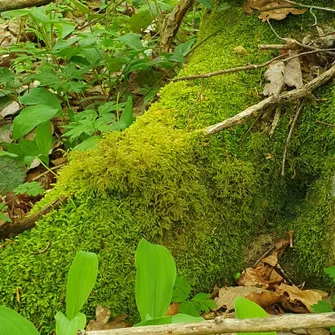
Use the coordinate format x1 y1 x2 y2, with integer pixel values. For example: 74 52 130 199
1 3 335 333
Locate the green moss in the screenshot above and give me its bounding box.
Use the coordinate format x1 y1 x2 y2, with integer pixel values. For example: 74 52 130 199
1 3 335 333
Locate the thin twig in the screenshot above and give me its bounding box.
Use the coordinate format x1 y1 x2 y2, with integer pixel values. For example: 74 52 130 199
32 163 67 181
32 241 51 255
285 0 335 13
315 120 335 127
204 63 335 136
281 100 304 176
173 48 335 82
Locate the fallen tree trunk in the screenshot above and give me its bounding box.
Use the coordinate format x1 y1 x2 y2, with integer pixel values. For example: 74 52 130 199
0 0 53 12
83 313 335 335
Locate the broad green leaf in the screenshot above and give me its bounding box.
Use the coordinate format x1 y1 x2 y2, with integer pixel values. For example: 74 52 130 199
55 311 86 335
54 22 76 39
70 0 89 14
324 266 335 280
311 300 333 313
0 68 15 84
170 39 195 63
172 276 191 302
0 157 26 193
0 151 18 158
135 314 203 326
129 10 152 33
119 96 134 130
234 297 276 335
66 251 98 320
197 0 213 8
119 33 143 50
179 300 201 317
20 88 61 109
0 306 39 335
135 238 176 320
35 121 53 164
12 105 59 139
0 211 11 222
73 136 102 151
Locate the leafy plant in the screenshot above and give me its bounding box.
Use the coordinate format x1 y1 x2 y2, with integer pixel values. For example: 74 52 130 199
14 181 45 196
135 238 204 326
0 203 11 223
172 276 216 317
311 266 335 332
234 297 277 335
0 251 98 335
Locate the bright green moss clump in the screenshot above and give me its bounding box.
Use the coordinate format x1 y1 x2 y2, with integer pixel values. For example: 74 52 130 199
1 2 335 333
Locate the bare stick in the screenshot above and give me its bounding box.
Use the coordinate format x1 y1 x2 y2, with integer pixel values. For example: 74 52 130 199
82 313 335 335
285 0 335 13
281 100 304 176
172 49 335 82
0 0 53 12
160 0 195 52
259 44 298 50
204 63 335 136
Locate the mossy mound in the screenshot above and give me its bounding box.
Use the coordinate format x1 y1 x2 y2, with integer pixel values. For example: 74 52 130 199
1 2 335 333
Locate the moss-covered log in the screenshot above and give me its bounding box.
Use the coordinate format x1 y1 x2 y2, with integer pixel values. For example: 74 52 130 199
1 1 335 333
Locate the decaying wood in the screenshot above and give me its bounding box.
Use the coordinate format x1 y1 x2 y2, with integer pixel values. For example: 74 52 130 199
0 0 53 12
0 196 67 240
204 63 335 136
160 0 195 52
82 313 335 335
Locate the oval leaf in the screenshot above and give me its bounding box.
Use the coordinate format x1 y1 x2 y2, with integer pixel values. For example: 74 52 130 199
55 311 86 335
0 306 39 335
12 105 59 139
234 297 276 335
66 251 98 320
135 238 176 320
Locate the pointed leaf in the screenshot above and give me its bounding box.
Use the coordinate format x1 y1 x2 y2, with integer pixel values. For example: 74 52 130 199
66 251 98 320
234 297 276 335
55 311 86 335
20 88 61 109
135 238 176 320
0 306 39 335
119 96 134 130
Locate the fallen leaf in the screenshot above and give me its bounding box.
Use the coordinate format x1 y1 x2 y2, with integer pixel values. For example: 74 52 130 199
245 290 284 308
284 50 303 89
215 286 264 310
166 303 180 316
276 284 328 312
263 62 285 96
0 101 20 118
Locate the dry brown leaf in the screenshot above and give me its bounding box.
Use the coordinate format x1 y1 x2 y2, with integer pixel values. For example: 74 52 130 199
284 50 303 89
247 0 307 21
87 305 129 331
166 303 180 316
215 286 264 310
262 253 278 267
245 290 284 308
276 284 328 312
237 266 272 288
263 62 285 96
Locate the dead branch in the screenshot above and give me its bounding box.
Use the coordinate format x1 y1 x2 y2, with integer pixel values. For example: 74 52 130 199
0 196 67 240
204 63 335 136
0 0 53 12
281 100 304 176
259 44 298 50
160 0 195 52
82 313 335 335
172 49 335 82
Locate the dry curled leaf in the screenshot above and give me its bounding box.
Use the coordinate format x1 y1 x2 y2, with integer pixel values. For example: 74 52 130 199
263 62 286 96
246 0 307 21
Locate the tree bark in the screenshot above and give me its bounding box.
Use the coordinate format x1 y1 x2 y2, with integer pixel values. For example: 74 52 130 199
160 0 195 52
82 313 335 335
0 0 53 12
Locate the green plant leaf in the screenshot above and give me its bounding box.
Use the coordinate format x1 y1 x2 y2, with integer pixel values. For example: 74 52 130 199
234 297 276 335
66 251 98 320
12 105 59 140
72 136 102 151
170 39 195 63
0 306 39 335
179 300 201 317
135 238 176 320
119 33 143 50
14 181 45 197
70 0 89 14
55 311 86 335
135 314 203 326
0 157 26 193
119 96 134 130
311 300 333 313
35 121 53 164
197 0 213 8
20 88 61 109
129 10 152 33
172 276 191 302
324 266 335 280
